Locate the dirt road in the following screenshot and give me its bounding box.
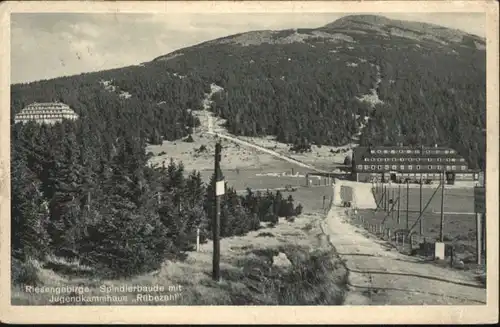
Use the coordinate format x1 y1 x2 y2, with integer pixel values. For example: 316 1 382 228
323 180 486 305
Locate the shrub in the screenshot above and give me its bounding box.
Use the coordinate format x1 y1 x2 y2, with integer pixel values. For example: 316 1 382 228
11 257 41 286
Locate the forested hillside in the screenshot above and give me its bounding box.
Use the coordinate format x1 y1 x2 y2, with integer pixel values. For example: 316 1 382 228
11 64 302 279
153 15 486 169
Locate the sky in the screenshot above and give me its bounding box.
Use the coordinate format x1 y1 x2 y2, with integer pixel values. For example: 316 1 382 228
11 12 486 84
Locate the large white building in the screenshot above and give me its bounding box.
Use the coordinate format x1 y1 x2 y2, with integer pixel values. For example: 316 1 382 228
14 102 79 125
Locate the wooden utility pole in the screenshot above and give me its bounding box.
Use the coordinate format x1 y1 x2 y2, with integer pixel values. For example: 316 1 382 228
213 141 223 281
419 175 423 234
476 213 482 265
406 180 409 230
391 188 395 220
397 184 401 224
383 185 387 211
439 171 445 242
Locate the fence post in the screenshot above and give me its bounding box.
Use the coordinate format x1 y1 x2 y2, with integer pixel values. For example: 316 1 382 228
196 227 200 252
397 185 401 224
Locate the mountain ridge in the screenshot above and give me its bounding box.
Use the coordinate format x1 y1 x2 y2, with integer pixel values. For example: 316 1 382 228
152 14 485 62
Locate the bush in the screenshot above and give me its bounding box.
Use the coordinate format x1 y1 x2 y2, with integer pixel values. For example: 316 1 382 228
343 156 352 166
11 257 41 286
184 134 195 143
295 204 303 216
78 211 173 278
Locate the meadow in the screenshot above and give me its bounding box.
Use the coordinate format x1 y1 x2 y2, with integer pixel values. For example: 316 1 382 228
356 185 482 266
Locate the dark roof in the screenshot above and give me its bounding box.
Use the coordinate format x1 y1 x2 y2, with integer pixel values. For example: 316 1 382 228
352 145 468 164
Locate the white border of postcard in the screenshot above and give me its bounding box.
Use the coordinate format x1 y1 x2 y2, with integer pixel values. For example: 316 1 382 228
0 0 498 324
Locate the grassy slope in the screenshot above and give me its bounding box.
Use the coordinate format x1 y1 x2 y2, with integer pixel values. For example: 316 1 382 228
12 186 348 305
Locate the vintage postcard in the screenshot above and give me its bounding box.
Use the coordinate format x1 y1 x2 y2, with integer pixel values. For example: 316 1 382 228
0 0 498 324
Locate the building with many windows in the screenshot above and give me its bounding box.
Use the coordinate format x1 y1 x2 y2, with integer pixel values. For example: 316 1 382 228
14 102 79 125
351 145 481 184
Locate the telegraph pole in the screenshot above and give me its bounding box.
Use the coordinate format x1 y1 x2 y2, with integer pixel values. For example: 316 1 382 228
397 184 401 224
419 175 423 234
391 187 395 220
439 171 445 242
406 180 409 230
213 141 224 281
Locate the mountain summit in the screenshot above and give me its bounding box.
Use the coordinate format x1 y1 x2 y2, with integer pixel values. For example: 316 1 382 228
322 14 485 48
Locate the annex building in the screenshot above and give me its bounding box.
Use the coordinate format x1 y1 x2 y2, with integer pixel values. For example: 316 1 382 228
14 102 79 125
351 145 481 185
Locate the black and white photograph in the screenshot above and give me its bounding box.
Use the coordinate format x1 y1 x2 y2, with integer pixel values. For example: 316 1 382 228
0 0 498 325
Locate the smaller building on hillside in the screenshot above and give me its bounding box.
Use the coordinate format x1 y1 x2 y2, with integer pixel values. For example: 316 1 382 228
14 102 79 125
351 144 481 185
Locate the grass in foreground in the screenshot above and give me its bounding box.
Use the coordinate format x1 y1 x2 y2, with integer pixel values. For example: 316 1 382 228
12 192 347 305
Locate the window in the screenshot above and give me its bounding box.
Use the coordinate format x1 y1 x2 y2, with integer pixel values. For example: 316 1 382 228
427 158 432 162
377 165 382 170
376 150 382 154
451 158 456 162
408 165 413 170
384 158 389 162
416 165 421 170
370 150 375 154
383 150 388 154
377 158 382 162
416 158 421 162
390 150 396 154
435 150 441 154
391 165 397 170
415 150 421 154
450 150 456 154
371 165 376 170
460 158 465 162
398 150 404 154
446 165 451 170
384 165 389 170
444 150 449 154
408 158 413 162
392 158 397 162
357 165 363 170
437 158 442 162
445 158 450 162
406 150 412 154
437 165 442 170
428 165 433 170
451 165 456 170
425 150 430 154
400 165 405 170
461 166 467 171
364 165 370 170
